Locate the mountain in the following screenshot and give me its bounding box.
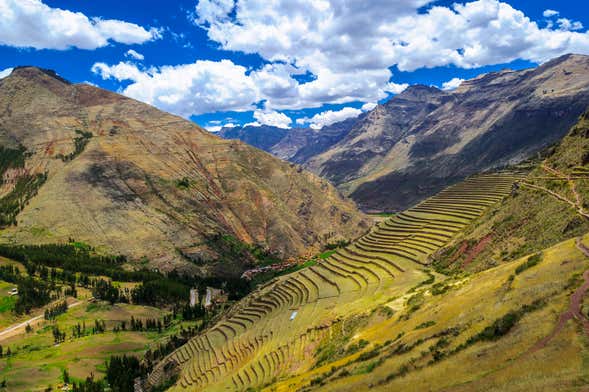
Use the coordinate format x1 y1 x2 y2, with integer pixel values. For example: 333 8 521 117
217 125 289 152
217 116 361 164
308 54 589 212
148 108 589 392
0 66 369 276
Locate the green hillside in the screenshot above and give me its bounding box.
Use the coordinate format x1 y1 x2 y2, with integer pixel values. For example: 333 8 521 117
142 109 589 392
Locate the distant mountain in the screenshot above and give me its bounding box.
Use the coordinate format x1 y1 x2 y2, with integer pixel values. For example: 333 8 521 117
0 67 369 276
307 54 589 212
216 117 361 165
217 125 289 152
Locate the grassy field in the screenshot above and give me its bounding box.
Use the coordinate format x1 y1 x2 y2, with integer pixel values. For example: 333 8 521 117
0 298 196 390
267 234 589 391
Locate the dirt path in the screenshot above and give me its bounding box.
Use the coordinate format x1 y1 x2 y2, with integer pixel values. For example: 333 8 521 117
528 238 589 353
520 181 589 219
0 299 83 341
541 164 587 215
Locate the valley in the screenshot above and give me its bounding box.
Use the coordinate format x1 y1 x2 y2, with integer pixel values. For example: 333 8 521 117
0 57 588 392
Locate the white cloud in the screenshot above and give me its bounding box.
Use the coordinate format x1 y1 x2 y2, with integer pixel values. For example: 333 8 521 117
206 122 235 132
125 49 145 60
0 67 13 79
442 77 465 91
297 107 362 129
253 109 292 128
384 82 410 94
543 9 559 18
92 59 258 117
557 18 584 32
93 0 589 120
361 102 377 111
0 0 160 50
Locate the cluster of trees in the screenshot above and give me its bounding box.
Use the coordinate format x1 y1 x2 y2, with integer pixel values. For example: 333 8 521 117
44 300 67 320
181 303 206 321
70 320 106 339
0 345 13 358
144 324 200 365
15 276 53 314
57 130 93 162
52 325 65 344
92 279 123 304
0 173 48 227
0 265 20 283
0 243 127 278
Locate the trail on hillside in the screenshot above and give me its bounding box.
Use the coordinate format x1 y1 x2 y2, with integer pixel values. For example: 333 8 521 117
528 238 589 354
0 299 82 341
520 181 589 219
540 164 588 216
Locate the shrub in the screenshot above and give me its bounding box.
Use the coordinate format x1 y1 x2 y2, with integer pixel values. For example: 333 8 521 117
515 252 542 275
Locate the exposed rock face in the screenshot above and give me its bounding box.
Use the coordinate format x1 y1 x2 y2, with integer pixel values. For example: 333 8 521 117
309 54 589 212
219 54 589 213
0 67 370 275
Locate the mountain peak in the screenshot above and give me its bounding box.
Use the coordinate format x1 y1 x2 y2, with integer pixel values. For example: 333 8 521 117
9 66 71 85
396 84 446 101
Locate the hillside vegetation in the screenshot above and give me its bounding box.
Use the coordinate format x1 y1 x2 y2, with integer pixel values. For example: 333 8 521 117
433 108 589 273
0 66 369 276
144 109 589 391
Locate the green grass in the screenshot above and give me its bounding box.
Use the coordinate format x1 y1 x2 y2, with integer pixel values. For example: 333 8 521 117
0 296 15 313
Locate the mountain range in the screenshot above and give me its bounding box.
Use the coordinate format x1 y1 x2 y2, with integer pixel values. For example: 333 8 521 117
219 54 589 212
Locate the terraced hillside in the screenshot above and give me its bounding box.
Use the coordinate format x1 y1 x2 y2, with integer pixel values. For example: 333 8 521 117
146 173 523 390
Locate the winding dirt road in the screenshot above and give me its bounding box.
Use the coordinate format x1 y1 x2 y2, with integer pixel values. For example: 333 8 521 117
0 299 83 341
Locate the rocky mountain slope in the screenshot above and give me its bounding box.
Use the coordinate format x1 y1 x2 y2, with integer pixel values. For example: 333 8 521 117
309 54 589 212
221 54 589 213
0 67 369 276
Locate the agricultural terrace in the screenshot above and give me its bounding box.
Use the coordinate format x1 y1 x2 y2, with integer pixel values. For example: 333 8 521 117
147 173 524 391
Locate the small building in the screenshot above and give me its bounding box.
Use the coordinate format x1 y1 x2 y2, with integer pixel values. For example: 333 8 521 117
189 288 199 308
203 287 227 308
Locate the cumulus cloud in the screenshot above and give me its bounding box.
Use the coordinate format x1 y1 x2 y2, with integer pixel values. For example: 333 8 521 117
125 49 145 60
543 9 559 18
296 107 362 129
0 0 160 50
92 59 258 117
253 109 292 128
196 0 589 72
0 67 13 79
442 77 465 91
206 122 235 132
384 82 410 94
94 0 589 120
557 18 584 32
361 102 377 111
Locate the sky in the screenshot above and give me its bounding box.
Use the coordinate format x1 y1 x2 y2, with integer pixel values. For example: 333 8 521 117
1 0 589 131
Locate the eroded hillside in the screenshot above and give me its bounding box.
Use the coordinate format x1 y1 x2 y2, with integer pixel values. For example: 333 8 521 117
147 109 589 391
319 54 589 212
0 67 369 275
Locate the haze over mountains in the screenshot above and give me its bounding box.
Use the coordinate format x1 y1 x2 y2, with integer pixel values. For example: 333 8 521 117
219 54 589 212
0 66 369 276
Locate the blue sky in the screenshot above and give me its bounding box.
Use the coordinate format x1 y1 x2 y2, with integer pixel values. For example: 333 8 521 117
1 0 588 131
